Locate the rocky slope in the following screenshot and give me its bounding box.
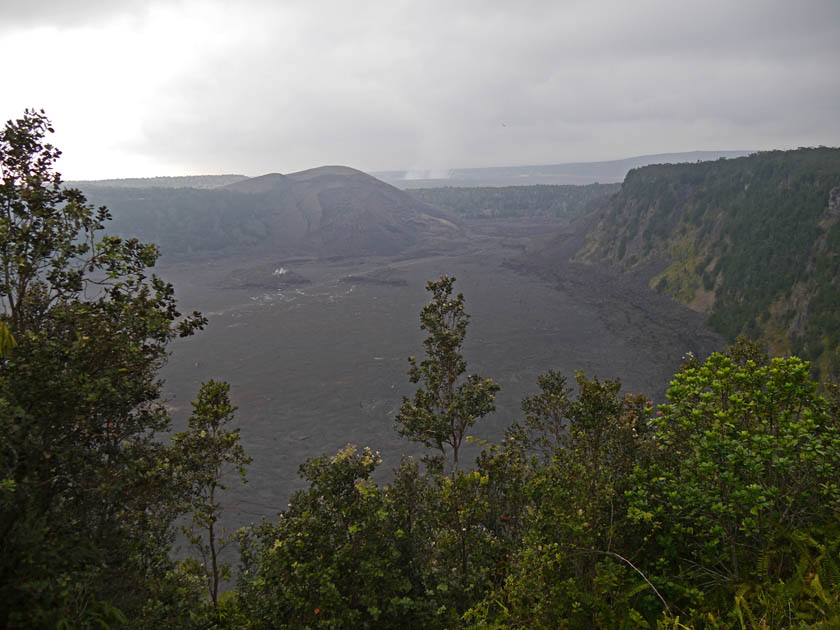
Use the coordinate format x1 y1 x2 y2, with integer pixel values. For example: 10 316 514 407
224 166 459 257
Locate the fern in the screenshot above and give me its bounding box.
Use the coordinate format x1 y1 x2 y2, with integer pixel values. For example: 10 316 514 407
817 536 840 594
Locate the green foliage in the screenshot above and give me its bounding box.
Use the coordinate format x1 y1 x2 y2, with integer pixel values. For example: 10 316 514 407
237 446 446 629
72 174 247 190
396 275 500 471
468 372 662 628
236 448 516 629
461 339 840 628
584 148 840 376
86 185 275 257
0 320 14 357
430 468 507 618
172 379 252 610
0 110 207 626
629 352 840 624
407 183 620 220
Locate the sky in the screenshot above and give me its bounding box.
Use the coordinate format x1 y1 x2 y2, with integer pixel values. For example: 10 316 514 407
1 0 839 180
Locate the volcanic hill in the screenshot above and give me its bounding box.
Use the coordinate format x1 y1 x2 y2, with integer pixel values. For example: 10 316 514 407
223 166 459 257
81 166 459 260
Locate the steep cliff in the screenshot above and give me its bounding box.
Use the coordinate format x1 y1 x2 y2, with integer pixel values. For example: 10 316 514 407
577 148 840 378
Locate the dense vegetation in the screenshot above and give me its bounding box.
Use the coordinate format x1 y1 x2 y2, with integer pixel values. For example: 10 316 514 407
3 112 840 628
407 183 619 219
0 111 241 628
83 185 277 257
70 174 248 189
232 326 840 629
577 148 840 380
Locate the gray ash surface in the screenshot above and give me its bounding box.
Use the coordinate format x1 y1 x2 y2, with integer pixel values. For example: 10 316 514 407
157 217 722 536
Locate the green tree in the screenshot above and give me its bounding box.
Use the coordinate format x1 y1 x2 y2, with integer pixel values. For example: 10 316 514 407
629 352 840 625
396 275 499 471
468 371 663 628
0 320 15 356
237 445 443 629
0 109 205 626
172 380 251 611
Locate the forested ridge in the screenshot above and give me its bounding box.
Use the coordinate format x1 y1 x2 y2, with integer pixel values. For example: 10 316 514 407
69 174 248 190
3 112 840 629
406 182 620 219
83 186 279 256
577 148 840 380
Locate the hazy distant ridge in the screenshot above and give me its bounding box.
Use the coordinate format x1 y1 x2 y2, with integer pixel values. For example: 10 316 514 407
375 151 753 188
69 151 751 190
69 174 249 189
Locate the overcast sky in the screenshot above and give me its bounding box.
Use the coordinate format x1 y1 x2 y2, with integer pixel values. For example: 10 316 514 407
1 0 839 179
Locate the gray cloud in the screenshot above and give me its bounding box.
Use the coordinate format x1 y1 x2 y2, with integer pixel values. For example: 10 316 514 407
0 0 155 30
3 0 839 177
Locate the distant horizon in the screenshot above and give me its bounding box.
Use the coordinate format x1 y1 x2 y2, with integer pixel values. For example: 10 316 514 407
371 149 756 177
68 148 765 184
